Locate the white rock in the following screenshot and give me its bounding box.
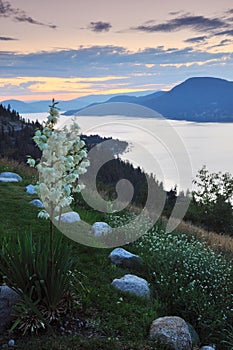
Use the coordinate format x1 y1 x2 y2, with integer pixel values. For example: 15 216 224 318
150 316 192 350
30 199 44 208
0 172 22 181
8 339 15 347
111 274 151 298
200 346 216 350
92 222 112 236
0 177 19 183
55 211 80 223
26 184 37 194
109 248 143 268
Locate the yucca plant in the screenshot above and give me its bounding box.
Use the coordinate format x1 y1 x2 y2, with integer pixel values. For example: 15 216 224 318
0 231 76 334
222 326 233 350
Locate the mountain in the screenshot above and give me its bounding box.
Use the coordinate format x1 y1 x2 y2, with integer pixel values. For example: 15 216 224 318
0 100 34 114
142 77 233 122
63 91 165 115
0 90 155 114
2 78 233 122
64 77 233 122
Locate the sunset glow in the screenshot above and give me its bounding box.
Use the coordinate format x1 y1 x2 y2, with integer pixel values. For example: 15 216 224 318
0 0 233 101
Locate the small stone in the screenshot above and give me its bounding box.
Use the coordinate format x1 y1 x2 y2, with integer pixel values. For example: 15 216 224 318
111 274 151 299
109 248 143 268
26 184 37 194
30 199 44 208
8 339 15 347
0 172 22 182
92 222 112 236
0 177 19 183
55 211 81 223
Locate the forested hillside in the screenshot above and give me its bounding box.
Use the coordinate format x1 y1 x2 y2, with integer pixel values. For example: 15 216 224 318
0 104 41 162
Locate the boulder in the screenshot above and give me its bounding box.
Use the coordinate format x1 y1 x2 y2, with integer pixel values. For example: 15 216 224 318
92 222 112 236
111 274 151 299
55 211 81 223
109 248 143 268
26 184 37 194
0 172 22 182
149 316 192 350
200 346 216 350
0 286 20 333
30 199 44 208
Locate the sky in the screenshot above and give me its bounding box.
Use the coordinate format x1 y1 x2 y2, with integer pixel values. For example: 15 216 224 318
0 0 233 101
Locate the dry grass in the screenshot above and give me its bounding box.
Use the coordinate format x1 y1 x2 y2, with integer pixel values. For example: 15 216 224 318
0 157 37 178
174 219 233 259
128 204 233 259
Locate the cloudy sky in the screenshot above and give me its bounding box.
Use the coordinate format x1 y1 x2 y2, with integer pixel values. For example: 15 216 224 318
0 0 233 101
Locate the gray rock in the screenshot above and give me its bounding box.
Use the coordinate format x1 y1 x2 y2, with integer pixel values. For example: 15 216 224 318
0 172 22 182
0 286 20 333
30 199 44 208
150 316 192 350
26 184 37 194
111 274 151 299
55 211 81 223
200 346 216 350
109 248 143 268
92 222 112 236
8 339 15 347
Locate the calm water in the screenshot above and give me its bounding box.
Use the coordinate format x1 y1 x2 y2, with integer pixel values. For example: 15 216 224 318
24 112 233 191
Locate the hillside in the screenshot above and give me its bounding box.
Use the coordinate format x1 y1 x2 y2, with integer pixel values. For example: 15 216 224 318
0 103 233 349
0 104 41 161
0 159 233 349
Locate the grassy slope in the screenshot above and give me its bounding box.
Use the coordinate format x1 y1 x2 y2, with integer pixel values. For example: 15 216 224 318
1 160 232 349
0 161 162 350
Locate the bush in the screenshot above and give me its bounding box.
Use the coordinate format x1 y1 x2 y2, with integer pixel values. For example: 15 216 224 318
0 231 76 334
132 227 233 345
222 326 233 350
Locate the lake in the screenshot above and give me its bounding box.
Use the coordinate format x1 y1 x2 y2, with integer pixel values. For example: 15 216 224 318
23 112 233 192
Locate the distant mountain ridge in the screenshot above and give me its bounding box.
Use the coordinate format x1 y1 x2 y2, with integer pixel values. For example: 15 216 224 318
0 90 155 114
63 91 165 116
63 77 233 122
1 77 233 122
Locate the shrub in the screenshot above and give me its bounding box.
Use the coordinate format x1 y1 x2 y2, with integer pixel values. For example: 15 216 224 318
222 326 233 350
132 227 233 345
0 231 76 334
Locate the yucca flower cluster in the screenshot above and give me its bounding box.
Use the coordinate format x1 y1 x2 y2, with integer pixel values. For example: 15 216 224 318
27 99 89 219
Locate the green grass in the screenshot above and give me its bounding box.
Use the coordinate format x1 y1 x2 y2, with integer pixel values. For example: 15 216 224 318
15 336 167 350
0 161 160 349
1 160 233 349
